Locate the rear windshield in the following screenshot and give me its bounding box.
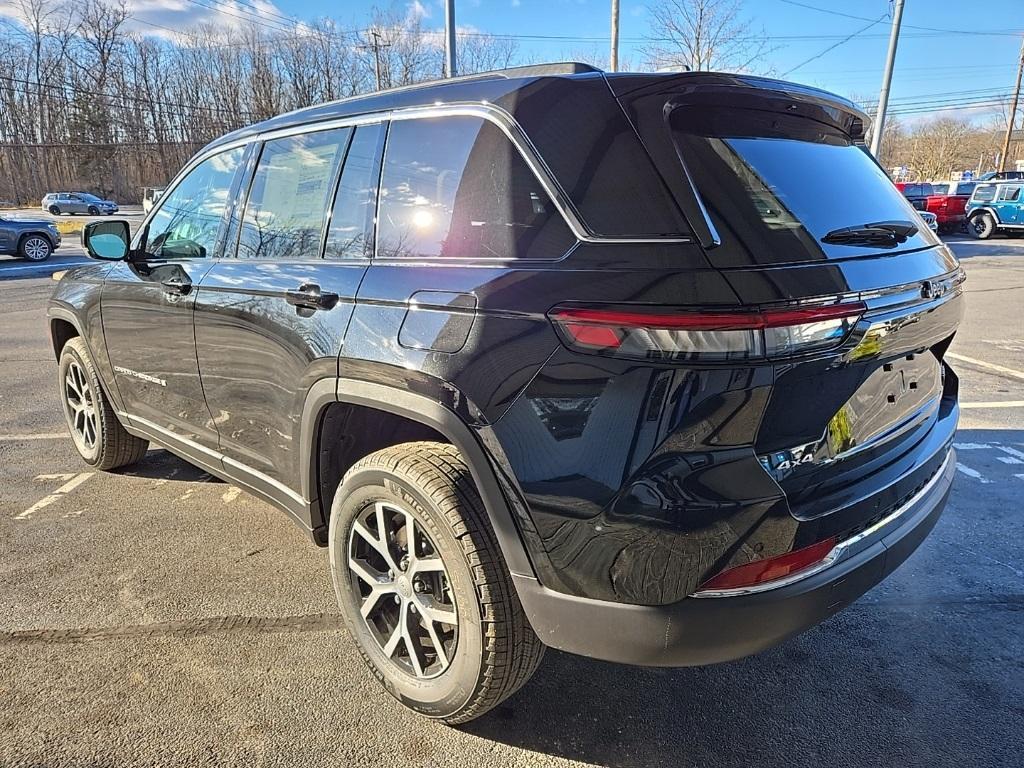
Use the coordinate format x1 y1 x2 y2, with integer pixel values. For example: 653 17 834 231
670 107 933 263
956 182 976 195
931 183 950 195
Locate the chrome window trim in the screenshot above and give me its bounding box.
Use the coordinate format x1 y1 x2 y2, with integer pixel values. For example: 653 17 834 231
692 450 952 598
137 103 693 249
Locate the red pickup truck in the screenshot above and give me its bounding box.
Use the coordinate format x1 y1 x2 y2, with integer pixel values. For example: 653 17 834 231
925 180 976 232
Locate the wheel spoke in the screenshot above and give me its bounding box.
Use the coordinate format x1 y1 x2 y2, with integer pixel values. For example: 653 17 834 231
416 596 456 626
349 555 390 589
403 616 427 677
411 556 444 575
353 518 397 571
423 618 449 669
382 608 405 658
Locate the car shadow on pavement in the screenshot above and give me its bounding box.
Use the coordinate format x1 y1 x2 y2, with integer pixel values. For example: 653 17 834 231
114 448 223 483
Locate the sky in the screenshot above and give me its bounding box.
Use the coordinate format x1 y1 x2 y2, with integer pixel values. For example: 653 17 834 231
11 0 1024 125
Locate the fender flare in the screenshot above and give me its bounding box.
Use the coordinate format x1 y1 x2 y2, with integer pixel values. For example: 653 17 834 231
47 306 90 359
968 206 1001 224
299 377 536 579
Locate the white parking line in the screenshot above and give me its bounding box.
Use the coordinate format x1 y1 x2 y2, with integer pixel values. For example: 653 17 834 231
947 352 1024 382
953 443 991 450
0 433 67 441
221 486 241 503
960 401 1024 409
999 446 1024 462
0 261 92 275
15 472 94 520
955 463 991 483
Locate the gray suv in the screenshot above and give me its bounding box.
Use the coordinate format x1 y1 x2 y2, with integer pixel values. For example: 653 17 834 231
42 192 118 216
0 214 61 260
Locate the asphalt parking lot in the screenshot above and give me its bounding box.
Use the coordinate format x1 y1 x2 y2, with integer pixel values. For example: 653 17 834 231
1 237 1022 767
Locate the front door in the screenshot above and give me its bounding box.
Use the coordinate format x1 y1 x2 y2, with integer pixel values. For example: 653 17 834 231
996 184 1022 224
194 123 385 495
102 146 246 449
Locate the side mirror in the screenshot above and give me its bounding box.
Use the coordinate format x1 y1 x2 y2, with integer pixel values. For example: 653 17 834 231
82 220 130 261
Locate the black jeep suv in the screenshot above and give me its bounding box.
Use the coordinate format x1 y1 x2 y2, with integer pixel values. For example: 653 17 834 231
48 64 962 724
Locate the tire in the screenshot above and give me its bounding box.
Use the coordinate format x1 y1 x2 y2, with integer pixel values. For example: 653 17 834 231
58 337 149 470
88 205 99 215
19 234 52 262
328 442 544 724
969 212 996 240
48 205 60 215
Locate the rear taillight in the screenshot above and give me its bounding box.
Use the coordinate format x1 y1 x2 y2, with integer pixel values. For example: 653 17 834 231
549 303 865 362
695 536 837 593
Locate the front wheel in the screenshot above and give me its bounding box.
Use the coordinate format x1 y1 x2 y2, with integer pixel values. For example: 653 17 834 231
48 205 60 215
87 205 99 215
19 235 52 261
58 337 149 469
329 442 544 724
969 212 996 240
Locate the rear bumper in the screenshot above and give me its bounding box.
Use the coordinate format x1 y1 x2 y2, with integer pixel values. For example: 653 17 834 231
514 448 954 666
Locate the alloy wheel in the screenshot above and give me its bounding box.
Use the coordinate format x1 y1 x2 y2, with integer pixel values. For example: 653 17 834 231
63 360 98 450
23 236 51 261
348 501 458 679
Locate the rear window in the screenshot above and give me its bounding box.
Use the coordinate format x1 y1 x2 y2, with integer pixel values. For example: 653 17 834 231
956 182 976 196
931 183 950 195
670 107 932 263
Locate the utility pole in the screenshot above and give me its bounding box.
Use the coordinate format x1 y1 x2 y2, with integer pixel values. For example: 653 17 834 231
999 36 1024 173
610 0 620 72
869 0 906 159
445 0 457 78
361 30 390 91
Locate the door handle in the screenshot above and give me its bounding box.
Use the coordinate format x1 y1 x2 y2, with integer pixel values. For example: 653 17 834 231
284 283 339 311
161 275 192 295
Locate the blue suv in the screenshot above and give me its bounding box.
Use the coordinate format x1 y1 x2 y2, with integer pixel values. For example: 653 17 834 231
966 181 1024 239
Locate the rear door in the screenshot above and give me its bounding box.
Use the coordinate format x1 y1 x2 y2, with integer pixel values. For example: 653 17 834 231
194 122 385 495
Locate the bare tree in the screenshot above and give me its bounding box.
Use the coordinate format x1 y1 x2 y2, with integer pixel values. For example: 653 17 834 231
642 0 774 73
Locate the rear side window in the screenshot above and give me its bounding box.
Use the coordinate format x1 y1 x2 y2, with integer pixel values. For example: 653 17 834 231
376 116 574 260
325 124 385 260
931 183 950 195
237 128 350 260
973 184 996 202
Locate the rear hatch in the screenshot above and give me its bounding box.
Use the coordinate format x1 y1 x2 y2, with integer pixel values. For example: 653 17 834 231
611 72 962 532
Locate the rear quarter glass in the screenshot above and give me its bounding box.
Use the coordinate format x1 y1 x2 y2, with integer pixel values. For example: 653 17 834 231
669 106 940 268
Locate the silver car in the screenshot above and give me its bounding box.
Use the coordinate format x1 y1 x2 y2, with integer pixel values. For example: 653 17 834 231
42 192 118 216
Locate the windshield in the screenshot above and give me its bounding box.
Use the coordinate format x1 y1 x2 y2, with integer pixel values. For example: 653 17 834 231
78 193 101 201
670 106 935 264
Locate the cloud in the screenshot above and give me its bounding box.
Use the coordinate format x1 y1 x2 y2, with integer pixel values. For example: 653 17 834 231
512 0 522 7
408 0 431 21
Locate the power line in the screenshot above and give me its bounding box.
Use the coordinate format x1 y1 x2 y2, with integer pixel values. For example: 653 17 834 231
782 13 888 77
774 0 1024 37
0 74 257 120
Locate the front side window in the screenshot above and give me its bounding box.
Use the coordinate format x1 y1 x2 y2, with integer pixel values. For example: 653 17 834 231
997 185 1022 202
237 128 350 260
145 147 244 259
376 115 574 260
